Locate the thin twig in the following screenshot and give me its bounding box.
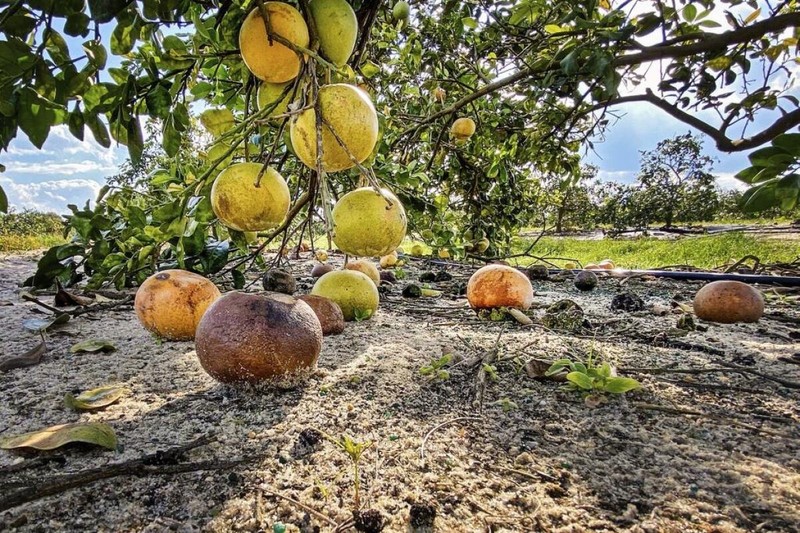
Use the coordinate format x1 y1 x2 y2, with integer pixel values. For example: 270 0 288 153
419 416 481 469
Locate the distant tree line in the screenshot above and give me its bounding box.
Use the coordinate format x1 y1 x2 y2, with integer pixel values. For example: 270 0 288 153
542 134 799 234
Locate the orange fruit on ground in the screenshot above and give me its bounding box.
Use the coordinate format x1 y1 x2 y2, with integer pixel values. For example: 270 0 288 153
211 162 290 232
693 280 764 323
332 187 407 257
239 3 310 83
345 259 380 286
195 292 322 386
290 84 379 172
467 264 534 310
134 270 221 340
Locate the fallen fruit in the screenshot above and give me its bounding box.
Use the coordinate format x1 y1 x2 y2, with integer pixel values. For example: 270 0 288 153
574 270 598 291
297 294 345 335
598 259 616 270
309 0 358 66
379 251 398 268
311 270 379 321
467 264 534 310
693 280 764 323
135 270 221 340
345 259 380 286
291 84 379 172
311 263 335 278
211 162 290 232
239 3 310 83
332 187 407 257
262 268 296 294
195 292 322 386
410 244 425 257
315 250 329 262
527 264 549 280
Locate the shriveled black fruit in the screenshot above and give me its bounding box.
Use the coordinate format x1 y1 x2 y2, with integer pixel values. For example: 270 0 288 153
380 270 396 283
574 270 598 291
434 270 452 282
263 268 296 294
402 284 422 298
527 264 549 280
353 509 385 533
409 502 437 531
611 292 644 312
419 271 436 282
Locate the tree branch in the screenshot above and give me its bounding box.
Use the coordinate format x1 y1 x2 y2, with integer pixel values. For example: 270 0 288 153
589 89 800 151
395 12 800 141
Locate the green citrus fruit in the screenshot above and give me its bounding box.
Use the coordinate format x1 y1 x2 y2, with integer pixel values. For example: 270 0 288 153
309 0 358 67
311 270 379 321
332 187 407 257
211 162 290 232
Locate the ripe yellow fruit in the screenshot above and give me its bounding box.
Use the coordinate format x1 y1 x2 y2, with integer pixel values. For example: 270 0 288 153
438 248 451 259
311 270 379 321
451 117 476 140
332 187 407 257
315 249 329 262
211 162 290 232
379 252 398 268
257 81 292 118
345 259 380 286
410 244 424 257
239 3 309 83
290 84 379 172
135 270 221 340
309 0 357 67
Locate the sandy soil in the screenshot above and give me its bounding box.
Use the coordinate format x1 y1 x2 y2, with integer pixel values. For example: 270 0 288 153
1 252 799 533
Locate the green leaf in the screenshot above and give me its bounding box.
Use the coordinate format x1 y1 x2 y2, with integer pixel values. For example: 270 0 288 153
772 134 800 157
111 17 138 55
70 339 117 354
0 186 7 213
560 50 578 76
126 116 144 164
17 88 58 149
545 358 572 376
68 108 85 141
85 112 111 148
88 0 129 23
461 17 478 29
64 385 125 411
565 371 594 390
544 24 565 34
682 4 697 22
232 269 246 289
83 41 108 70
360 60 380 79
64 13 91 37
603 377 641 394
743 7 761 25
0 422 118 451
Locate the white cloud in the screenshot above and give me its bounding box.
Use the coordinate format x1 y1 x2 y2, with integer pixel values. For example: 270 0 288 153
716 172 749 191
3 159 118 176
0 176 101 214
596 169 636 184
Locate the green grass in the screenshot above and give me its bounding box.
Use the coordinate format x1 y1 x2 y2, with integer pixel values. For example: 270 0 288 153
0 233 66 252
512 232 800 270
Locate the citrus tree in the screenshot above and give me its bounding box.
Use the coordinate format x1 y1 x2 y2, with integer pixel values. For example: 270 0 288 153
1 0 798 287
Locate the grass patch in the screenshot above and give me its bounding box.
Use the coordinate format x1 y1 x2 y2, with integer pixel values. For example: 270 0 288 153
0 233 67 252
513 232 800 270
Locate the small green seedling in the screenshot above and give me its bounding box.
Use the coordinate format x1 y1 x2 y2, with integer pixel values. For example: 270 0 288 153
353 308 373 322
419 353 452 380
482 363 499 382
394 267 407 280
492 397 518 412
546 353 640 404
323 433 373 510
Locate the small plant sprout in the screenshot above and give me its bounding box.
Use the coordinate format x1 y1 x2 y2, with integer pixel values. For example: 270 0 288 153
394 267 407 280
419 353 452 380
482 363 499 382
323 433 373 510
492 397 519 412
353 308 373 322
546 350 641 405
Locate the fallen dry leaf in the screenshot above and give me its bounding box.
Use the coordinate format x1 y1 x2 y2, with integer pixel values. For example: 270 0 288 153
0 341 46 372
70 339 117 354
0 422 118 451
64 385 126 411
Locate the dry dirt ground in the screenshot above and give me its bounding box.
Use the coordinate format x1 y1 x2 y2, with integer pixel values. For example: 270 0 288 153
1 252 799 533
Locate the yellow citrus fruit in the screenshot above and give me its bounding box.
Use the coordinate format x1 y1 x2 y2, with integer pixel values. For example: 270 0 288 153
379 252 398 268
134 270 221 340
210 162 290 232
410 244 424 257
257 81 293 118
309 0 358 67
332 187 407 257
451 117 476 140
311 270 379 321
345 259 380 286
239 3 309 83
290 84 378 172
